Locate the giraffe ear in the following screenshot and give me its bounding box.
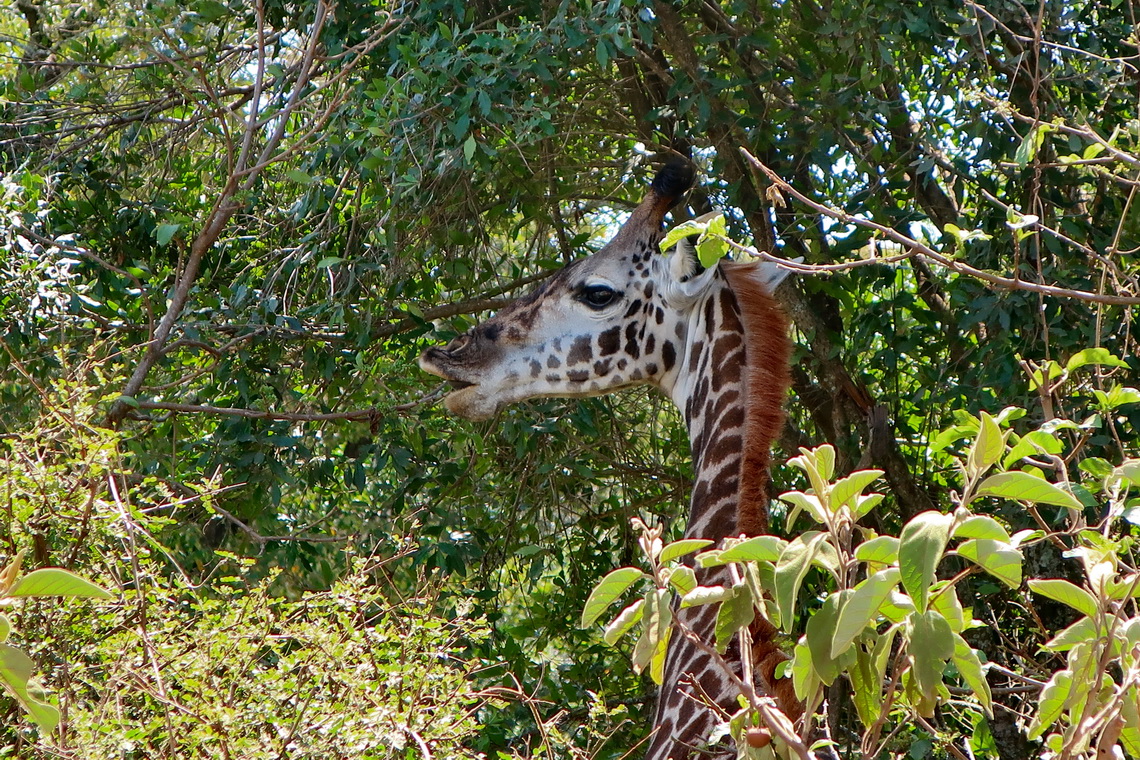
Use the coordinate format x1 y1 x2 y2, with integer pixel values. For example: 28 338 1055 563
753 258 799 291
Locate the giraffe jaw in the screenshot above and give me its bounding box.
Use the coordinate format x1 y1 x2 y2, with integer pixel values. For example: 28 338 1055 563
418 350 501 421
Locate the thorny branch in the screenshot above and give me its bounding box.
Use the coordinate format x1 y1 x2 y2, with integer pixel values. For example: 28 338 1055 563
104 4 404 427
739 148 1140 306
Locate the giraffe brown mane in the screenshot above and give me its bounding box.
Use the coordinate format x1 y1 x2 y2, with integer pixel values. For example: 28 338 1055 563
721 261 792 536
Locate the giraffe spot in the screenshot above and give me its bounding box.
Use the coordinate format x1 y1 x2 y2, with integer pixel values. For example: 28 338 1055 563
655 306 665 324
545 373 561 382
530 359 542 377
647 362 658 376
629 368 643 381
674 320 686 339
688 341 704 372
588 381 601 391
594 359 612 376
547 355 561 369
624 323 640 359
567 335 593 365
643 281 654 298
617 358 627 370
705 434 743 465
645 333 656 355
598 326 621 355
662 341 676 372
483 323 501 342
567 369 589 383
624 299 642 318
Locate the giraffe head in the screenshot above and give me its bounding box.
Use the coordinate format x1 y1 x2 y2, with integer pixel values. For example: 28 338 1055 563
418 159 783 421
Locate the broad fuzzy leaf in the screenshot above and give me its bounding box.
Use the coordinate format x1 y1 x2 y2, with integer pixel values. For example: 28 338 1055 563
774 532 828 632
855 536 899 566
1028 579 1099 618
957 539 1023 588
718 535 786 564
659 539 714 564
714 584 754 653
968 412 1004 477
680 585 731 608
668 566 697 596
951 515 1011 543
805 593 845 685
907 610 955 711
1028 669 1073 739
581 567 645 628
829 469 884 511
7 568 113 599
976 471 1082 509
899 511 953 613
951 635 992 717
1043 616 1098 652
0 643 59 733
603 599 644 645
831 568 900 659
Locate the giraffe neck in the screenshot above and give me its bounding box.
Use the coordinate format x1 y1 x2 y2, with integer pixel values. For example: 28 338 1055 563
665 264 789 540
649 264 792 760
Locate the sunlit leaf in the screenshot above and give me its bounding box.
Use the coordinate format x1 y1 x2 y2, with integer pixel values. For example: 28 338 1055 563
976 471 1082 508
580 567 646 628
899 511 953 613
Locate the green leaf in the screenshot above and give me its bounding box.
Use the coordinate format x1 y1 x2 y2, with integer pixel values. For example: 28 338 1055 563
581 567 646 628
780 491 826 527
718 535 786 563
463 134 477 162
680 585 731 608
831 568 900 658
1028 669 1072 739
648 590 672 684
806 592 844 685
1043 616 1097 652
952 515 1011 543
668 566 697 596
660 539 714 564
967 412 1004 477
956 539 1022 588
951 635 992 717
696 214 730 268
286 168 314 185
849 646 881 727
907 610 955 708
929 582 966 633
976 471 1082 509
0 643 59 733
1028 579 1099 618
154 223 180 247
603 599 644 645
774 532 828 631
715 584 755 653
1066 348 1128 372
0 613 8 643
899 511 953 613
660 218 710 253
829 470 884 510
7 568 113 599
854 536 899 566
1122 686 1140 758
1014 123 1054 167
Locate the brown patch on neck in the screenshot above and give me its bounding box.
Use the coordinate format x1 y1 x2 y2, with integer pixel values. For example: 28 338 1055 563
721 263 792 535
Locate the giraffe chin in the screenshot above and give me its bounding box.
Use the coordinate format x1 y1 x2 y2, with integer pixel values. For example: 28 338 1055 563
441 385 500 421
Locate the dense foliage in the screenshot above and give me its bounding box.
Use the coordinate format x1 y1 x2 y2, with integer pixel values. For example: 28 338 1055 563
2 0 1139 758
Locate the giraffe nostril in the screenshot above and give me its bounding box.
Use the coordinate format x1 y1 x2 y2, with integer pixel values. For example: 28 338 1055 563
447 334 472 353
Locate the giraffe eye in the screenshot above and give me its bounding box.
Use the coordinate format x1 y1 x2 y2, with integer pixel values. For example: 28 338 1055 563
579 284 618 309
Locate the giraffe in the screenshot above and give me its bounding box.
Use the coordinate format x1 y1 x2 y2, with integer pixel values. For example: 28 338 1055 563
419 157 800 759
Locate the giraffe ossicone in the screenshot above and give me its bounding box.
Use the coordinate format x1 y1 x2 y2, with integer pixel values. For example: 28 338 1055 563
420 157 802 760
